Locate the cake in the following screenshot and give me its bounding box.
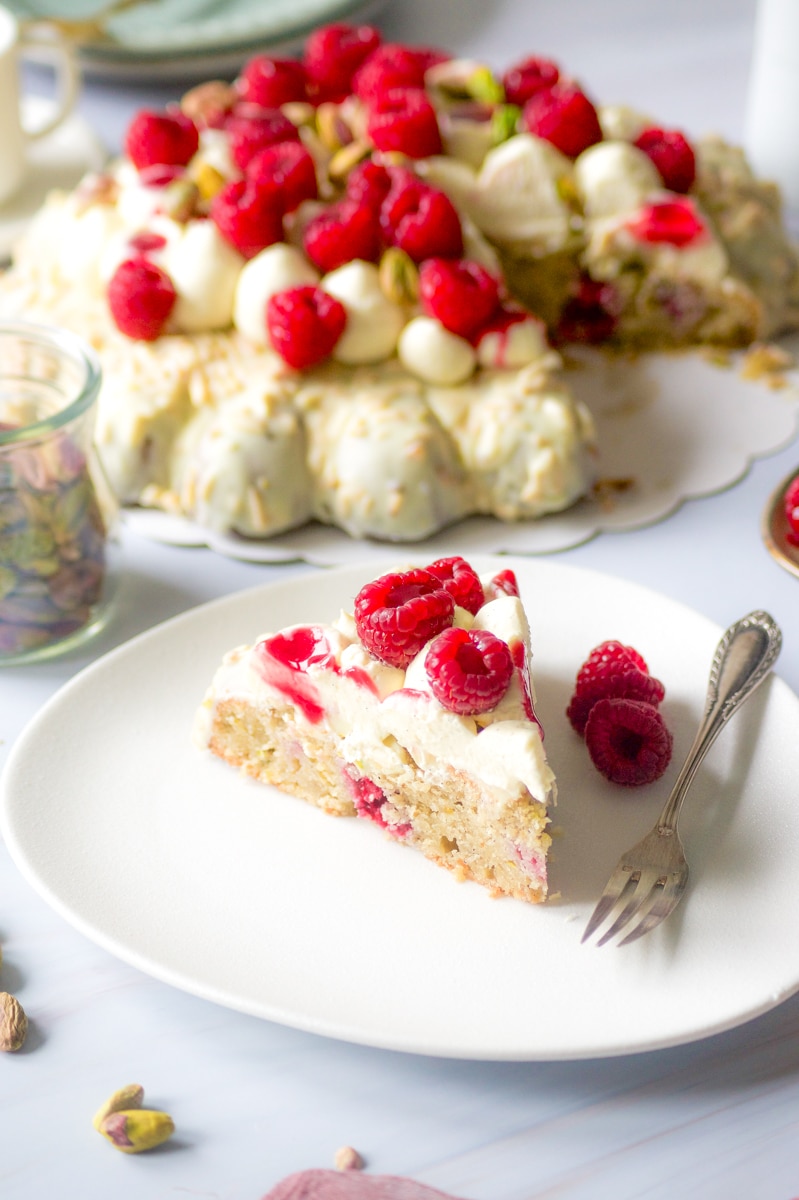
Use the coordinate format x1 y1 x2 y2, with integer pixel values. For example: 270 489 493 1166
1 22 797 543
194 557 555 905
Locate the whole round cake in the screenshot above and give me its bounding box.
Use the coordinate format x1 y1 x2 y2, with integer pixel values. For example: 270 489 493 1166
2 21 797 542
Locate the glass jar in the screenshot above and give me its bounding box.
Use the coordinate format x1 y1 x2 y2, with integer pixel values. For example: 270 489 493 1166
0 321 118 664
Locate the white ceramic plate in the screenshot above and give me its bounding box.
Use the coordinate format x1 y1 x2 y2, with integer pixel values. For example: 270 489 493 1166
3 557 799 1060
124 343 799 566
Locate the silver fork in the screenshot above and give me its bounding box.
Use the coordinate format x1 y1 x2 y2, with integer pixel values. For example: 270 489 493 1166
582 610 782 947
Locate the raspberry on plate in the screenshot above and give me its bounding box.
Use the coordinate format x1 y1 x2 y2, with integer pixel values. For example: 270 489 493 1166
380 177 463 262
634 126 696 194
502 55 560 106
236 55 307 108
107 258 177 341
425 555 485 615
367 87 444 159
124 107 199 170
521 81 603 158
225 105 300 172
246 141 318 212
784 475 799 544
425 626 514 714
266 285 347 370
418 258 501 338
567 639 665 736
354 568 454 668
303 22 382 102
211 178 284 259
584 697 673 786
303 200 382 273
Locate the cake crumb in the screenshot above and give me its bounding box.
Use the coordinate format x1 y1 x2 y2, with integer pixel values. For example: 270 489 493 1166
739 341 795 387
334 1146 365 1172
591 477 636 511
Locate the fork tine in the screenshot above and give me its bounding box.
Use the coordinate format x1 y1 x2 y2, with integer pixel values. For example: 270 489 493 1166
594 870 661 946
580 866 635 943
616 872 689 947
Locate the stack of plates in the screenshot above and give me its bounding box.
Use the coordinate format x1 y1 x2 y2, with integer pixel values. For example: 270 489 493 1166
10 0 385 81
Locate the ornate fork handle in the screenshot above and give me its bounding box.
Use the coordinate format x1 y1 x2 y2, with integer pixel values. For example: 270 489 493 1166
658 611 782 834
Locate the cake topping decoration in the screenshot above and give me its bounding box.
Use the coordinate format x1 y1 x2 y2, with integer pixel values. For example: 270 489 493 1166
354 567 455 668
424 626 514 714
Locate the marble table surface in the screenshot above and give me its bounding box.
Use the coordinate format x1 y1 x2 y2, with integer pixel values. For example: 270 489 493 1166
6 1 799 1197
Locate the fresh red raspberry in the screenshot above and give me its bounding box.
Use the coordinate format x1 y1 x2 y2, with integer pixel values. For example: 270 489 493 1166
425 556 485 615
266 285 347 370
225 104 300 172
418 257 501 338
303 200 382 272
124 107 199 170
236 55 307 108
345 159 395 208
353 43 446 101
425 627 514 715
567 640 664 736
634 126 696 194
585 698 673 786
483 568 520 601
354 568 455 669
626 197 705 247
107 257 177 341
303 22 382 102
784 476 799 545
555 275 620 344
210 178 284 259
521 81 602 158
367 87 443 158
380 177 463 262
137 163 186 188
502 55 560 106
246 141 318 212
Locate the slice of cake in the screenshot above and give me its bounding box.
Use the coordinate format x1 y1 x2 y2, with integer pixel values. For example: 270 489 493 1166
194 557 555 904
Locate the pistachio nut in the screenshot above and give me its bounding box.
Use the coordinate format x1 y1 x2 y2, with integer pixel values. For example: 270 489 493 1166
491 104 522 146
98 1108 175 1154
327 139 371 185
93 1084 145 1131
378 248 420 306
316 102 354 151
0 991 27 1052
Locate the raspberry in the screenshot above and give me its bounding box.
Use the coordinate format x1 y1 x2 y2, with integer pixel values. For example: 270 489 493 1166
236 55 307 108
634 126 696 194
107 257 177 341
483 568 520 600
303 200 381 272
784 475 799 545
225 105 300 172
266 285 347 370
585 698 673 786
556 275 620 344
126 230 167 255
567 640 664 736
353 43 446 101
303 22 382 102
124 107 199 170
626 197 705 247
425 627 514 715
380 177 463 262
367 87 443 158
502 55 560 106
521 81 602 158
137 164 186 189
425 555 484 615
418 257 501 338
354 568 454 668
211 178 284 259
246 141 318 212
345 159 395 208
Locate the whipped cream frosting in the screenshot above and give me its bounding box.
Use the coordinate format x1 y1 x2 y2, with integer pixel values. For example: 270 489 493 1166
195 572 555 807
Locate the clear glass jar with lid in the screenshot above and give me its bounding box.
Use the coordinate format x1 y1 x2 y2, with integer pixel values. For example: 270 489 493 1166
0 320 118 664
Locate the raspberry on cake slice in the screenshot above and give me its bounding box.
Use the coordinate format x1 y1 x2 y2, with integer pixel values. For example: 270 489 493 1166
194 558 555 905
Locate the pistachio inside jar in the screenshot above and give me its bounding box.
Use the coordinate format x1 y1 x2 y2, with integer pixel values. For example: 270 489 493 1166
0 322 119 664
